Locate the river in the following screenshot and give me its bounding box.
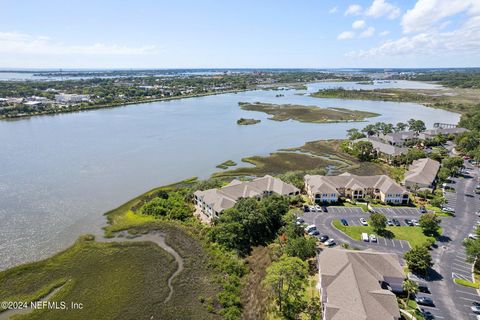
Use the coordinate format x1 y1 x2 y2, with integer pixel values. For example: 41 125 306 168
0 80 458 270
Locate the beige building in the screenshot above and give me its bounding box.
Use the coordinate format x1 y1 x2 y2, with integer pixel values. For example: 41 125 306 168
305 172 409 204
319 248 405 320
193 175 299 221
403 158 440 190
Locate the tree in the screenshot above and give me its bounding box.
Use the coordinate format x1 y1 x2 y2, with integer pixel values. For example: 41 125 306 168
351 141 375 161
284 236 317 261
370 213 387 232
464 238 480 263
437 167 451 182
402 279 419 306
395 122 408 132
140 191 193 220
408 119 426 134
264 255 308 319
362 124 376 137
442 156 464 175
429 195 446 208
419 213 441 236
404 246 432 275
347 128 365 140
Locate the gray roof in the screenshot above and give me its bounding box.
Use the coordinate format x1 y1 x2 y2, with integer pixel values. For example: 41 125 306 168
194 175 299 213
379 131 416 144
403 158 440 187
355 137 408 156
319 249 404 320
420 127 468 138
305 172 408 196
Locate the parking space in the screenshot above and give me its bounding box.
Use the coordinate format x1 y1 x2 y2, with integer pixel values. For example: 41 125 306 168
374 207 422 216
323 207 364 215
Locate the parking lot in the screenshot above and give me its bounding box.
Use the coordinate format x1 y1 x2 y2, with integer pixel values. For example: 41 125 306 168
301 206 415 253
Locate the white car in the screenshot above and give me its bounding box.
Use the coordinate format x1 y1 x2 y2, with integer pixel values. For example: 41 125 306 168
304 224 316 233
309 205 317 212
360 218 368 226
412 219 420 226
468 233 479 240
315 205 322 212
324 239 336 246
387 219 394 226
370 234 377 242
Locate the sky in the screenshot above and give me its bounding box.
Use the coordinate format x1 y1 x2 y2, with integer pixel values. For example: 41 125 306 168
0 0 479 69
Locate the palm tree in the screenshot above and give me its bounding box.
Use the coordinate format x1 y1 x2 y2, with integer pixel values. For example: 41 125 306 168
402 279 419 308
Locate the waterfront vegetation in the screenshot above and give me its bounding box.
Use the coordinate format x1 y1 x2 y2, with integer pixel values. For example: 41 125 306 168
236 118 261 126
0 71 358 119
216 160 237 169
311 87 480 114
239 102 379 123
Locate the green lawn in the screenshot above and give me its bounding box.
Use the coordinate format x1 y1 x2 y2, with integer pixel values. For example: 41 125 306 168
453 278 479 289
332 220 435 247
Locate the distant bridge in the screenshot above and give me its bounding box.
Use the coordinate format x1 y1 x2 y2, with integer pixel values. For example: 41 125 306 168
433 122 457 129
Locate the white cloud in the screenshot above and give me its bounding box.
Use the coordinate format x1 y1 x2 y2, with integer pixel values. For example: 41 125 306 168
345 4 363 16
0 32 157 55
366 0 401 19
329 6 338 14
352 20 366 29
402 0 480 33
347 15 480 57
359 27 376 38
379 30 390 36
337 31 355 40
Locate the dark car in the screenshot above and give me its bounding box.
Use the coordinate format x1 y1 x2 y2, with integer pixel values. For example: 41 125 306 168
341 219 348 226
318 235 329 242
419 206 427 213
310 230 320 236
322 206 328 212
405 219 414 226
303 205 310 212
420 309 434 320
392 218 401 226
415 296 434 307
418 284 430 294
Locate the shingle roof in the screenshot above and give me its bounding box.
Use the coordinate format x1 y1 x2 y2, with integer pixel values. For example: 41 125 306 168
194 175 299 213
403 158 440 187
319 249 404 320
355 137 408 156
305 173 407 196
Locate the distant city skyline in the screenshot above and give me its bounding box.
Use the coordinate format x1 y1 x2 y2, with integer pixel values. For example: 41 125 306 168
1 0 479 68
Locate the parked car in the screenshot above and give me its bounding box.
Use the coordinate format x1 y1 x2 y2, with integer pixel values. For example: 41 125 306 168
341 219 348 226
309 229 320 236
318 235 329 242
415 296 434 307
476 211 480 217
303 205 310 212
419 206 427 213
442 206 455 213
360 218 368 226
362 233 369 242
315 205 322 212
471 305 480 314
296 217 305 225
322 206 328 212
324 239 335 246
468 234 479 240
304 224 316 233
387 219 394 226
412 219 420 226
418 284 430 294
420 309 434 320
392 218 401 226
405 219 414 226
369 234 377 242
309 205 317 212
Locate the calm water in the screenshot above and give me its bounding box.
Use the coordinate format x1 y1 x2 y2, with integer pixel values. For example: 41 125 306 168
0 81 457 269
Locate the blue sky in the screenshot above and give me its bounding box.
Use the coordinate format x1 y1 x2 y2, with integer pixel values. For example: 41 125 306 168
1 0 479 68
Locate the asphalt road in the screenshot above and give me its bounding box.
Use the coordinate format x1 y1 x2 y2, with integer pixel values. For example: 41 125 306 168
425 162 480 320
